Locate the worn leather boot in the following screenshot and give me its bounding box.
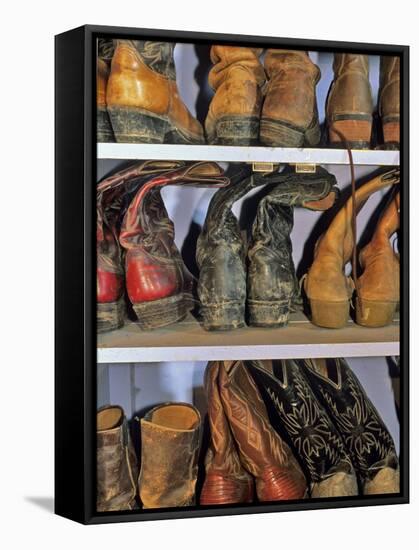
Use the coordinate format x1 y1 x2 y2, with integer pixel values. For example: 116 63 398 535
205 46 265 145
260 50 321 147
356 192 400 327
139 403 201 508
379 56 400 149
303 169 399 328
200 361 254 505
107 40 204 144
247 167 338 327
96 405 138 511
97 39 115 142
247 360 358 498
218 361 308 501
327 54 373 148
300 358 400 494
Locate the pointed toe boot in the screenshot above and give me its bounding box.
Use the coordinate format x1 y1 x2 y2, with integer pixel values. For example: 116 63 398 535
260 50 321 147
205 46 265 145
303 169 399 328
96 405 138 512
379 56 400 149
97 39 115 142
139 403 201 508
300 358 400 495
106 40 204 144
327 54 373 148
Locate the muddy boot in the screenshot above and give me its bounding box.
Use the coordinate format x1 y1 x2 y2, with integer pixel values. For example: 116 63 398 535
260 50 321 147
205 46 265 145
379 56 400 149
96 405 138 512
303 169 399 328
97 39 115 142
327 54 373 148
247 360 358 498
138 403 201 508
300 358 400 495
247 167 338 327
106 40 204 144
200 361 254 505
217 361 307 501
356 192 400 327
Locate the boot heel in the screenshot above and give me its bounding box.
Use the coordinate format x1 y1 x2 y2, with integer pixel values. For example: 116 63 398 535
210 116 259 146
107 106 168 143
97 297 125 333
309 299 349 328
304 120 321 147
132 293 187 330
247 300 290 328
382 119 400 148
329 117 372 149
97 106 115 142
356 298 397 327
200 303 245 331
260 118 304 147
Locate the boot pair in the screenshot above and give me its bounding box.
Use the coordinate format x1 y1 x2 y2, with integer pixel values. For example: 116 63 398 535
206 47 321 147
97 39 204 144
303 169 400 328
97 402 201 511
327 54 400 149
197 166 338 331
97 160 228 332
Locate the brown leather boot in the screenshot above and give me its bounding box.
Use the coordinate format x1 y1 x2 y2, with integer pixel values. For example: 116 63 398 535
260 50 321 147
97 39 115 142
379 56 400 148
356 192 400 327
327 54 373 148
205 46 265 145
138 403 201 508
96 406 138 512
107 40 204 144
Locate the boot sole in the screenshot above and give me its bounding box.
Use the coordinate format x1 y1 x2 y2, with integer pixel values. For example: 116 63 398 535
97 106 115 143
382 116 400 149
200 302 245 331
132 293 187 330
356 297 397 327
247 300 290 328
328 115 372 149
97 297 125 333
207 115 260 146
309 299 349 329
259 118 321 148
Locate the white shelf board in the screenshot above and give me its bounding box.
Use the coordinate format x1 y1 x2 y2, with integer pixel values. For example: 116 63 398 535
97 312 399 364
97 143 399 166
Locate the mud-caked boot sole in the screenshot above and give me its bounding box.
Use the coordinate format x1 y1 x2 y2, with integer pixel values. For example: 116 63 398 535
97 106 115 142
200 302 245 331
206 115 260 146
260 118 321 148
247 300 291 328
132 293 188 330
97 297 125 333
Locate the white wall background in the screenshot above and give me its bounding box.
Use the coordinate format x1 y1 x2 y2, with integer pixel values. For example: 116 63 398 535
1 1 417 550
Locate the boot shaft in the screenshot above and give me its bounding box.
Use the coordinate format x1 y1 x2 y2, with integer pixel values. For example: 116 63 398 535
264 49 319 80
333 53 370 77
208 45 265 89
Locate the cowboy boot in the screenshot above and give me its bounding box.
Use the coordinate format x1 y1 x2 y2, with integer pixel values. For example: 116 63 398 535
106 40 204 144
200 361 254 505
119 162 228 329
205 46 265 145
303 169 400 328
247 360 358 498
327 54 373 148
97 39 115 142
260 50 321 147
300 358 400 494
379 56 400 149
96 405 138 512
218 360 308 501
247 167 338 327
138 403 201 508
356 192 400 327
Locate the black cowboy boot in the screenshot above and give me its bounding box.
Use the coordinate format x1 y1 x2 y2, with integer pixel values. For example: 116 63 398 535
300 358 400 494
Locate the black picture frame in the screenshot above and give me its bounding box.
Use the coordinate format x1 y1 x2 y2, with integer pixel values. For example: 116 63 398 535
55 24 409 524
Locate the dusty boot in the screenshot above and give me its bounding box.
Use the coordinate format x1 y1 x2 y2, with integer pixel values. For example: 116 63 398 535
379 56 400 149
139 403 201 508
97 39 115 142
303 169 399 328
218 361 308 501
247 360 358 497
300 358 400 495
200 361 254 505
205 46 265 145
247 167 338 327
96 405 138 511
106 40 204 144
260 50 321 147
327 54 373 148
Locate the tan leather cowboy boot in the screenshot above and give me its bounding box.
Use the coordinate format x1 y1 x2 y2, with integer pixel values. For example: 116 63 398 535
260 50 321 147
97 39 115 142
303 169 399 328
327 54 373 148
356 192 400 327
138 403 201 508
205 46 265 145
379 56 400 148
96 406 138 512
107 40 204 144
